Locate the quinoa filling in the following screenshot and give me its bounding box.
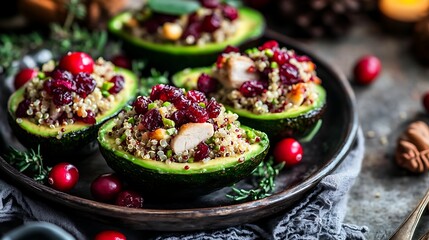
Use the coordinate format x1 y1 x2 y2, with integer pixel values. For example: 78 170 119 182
109 85 259 163
195 41 323 114
15 58 125 139
123 1 239 46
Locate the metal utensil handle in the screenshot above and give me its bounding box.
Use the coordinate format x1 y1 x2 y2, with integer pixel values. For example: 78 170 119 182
390 189 429 240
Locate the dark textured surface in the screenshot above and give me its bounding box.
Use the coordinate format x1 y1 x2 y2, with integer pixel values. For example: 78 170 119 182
284 17 429 239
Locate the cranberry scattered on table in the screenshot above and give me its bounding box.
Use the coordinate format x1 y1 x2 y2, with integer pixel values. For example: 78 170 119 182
91 173 123 202
115 190 144 208
353 55 382 85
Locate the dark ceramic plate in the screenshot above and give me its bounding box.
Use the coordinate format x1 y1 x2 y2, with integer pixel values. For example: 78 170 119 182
0 30 358 231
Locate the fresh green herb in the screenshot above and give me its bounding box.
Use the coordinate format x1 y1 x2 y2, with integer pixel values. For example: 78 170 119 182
226 157 284 201
166 149 173 158
140 69 169 96
128 118 136 124
120 133 127 142
148 102 157 110
124 105 133 111
4 146 51 184
162 101 172 107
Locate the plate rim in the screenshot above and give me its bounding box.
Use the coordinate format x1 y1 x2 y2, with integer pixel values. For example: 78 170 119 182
0 29 359 230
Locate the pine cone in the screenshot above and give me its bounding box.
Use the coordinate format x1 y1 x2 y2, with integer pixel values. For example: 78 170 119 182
275 0 362 38
412 16 429 65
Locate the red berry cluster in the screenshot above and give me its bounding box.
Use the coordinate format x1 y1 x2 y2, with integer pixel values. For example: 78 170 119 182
133 85 221 130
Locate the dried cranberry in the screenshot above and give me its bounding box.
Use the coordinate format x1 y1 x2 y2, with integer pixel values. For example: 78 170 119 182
150 84 165 100
279 63 301 85
187 104 209 123
14 68 38 89
141 109 163 131
169 110 188 127
273 50 289 65
206 98 221 118
216 55 225 69
52 89 73 106
50 69 73 82
197 74 218 94
222 4 238 21
80 110 96 124
111 54 132 69
133 96 152 115
239 81 266 97
75 72 96 98
108 75 125 94
200 0 220 8
58 52 94 75
188 12 199 24
201 14 221 33
15 99 31 118
182 22 202 40
259 40 279 50
222 45 240 54
187 90 207 104
172 95 191 110
115 190 144 208
143 18 160 34
295 55 312 62
195 142 210 161
57 111 70 125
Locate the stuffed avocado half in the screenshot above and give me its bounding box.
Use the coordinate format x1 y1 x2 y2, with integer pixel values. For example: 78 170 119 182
8 54 138 156
107 3 265 72
172 41 327 139
97 84 269 197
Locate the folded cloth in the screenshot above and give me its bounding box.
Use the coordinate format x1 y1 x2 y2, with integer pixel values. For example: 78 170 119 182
0 129 368 240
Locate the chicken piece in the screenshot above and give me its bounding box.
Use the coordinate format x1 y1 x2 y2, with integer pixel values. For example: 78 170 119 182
171 123 214 154
214 55 259 89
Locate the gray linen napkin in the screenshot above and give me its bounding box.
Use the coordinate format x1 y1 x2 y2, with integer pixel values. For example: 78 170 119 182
0 129 368 240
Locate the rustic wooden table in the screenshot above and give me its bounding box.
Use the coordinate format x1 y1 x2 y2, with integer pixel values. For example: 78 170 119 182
291 16 429 239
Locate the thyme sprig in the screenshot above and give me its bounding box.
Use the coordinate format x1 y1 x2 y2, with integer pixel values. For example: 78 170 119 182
227 157 284 201
4 146 51 184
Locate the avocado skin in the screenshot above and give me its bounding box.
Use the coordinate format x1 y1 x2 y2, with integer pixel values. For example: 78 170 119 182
107 8 265 72
7 68 138 158
98 122 270 198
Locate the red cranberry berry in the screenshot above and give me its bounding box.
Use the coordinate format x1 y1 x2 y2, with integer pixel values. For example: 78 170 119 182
295 55 312 62
239 80 266 97
15 99 32 118
188 12 199 24
197 74 218 94
201 14 221 33
115 190 144 208
91 173 123 202
150 84 165 100
14 68 38 89
75 72 96 98
111 54 132 69
195 142 210 161
141 109 163 131
206 98 221 118
52 89 73 106
200 0 220 8
273 138 303 166
223 45 240 54
259 40 279 50
169 110 188 127
50 69 73 82
187 90 207 104
187 104 209 123
353 55 382 85
48 162 79 192
94 230 126 240
279 63 301 85
58 52 94 75
108 75 125 94
172 95 192 110
273 50 289 65
222 4 238 21
79 110 96 124
133 96 152 115
182 22 202 40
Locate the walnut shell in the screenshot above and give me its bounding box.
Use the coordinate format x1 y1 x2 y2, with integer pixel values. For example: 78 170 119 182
396 121 429 173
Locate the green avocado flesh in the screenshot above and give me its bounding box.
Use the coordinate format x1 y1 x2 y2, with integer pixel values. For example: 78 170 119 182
173 67 327 138
7 68 138 156
107 8 265 71
98 119 269 197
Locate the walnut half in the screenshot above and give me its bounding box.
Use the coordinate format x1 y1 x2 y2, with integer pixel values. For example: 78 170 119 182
396 121 429 173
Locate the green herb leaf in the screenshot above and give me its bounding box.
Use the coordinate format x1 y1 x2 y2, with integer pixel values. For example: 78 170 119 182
140 69 169 96
226 157 284 201
148 0 201 16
